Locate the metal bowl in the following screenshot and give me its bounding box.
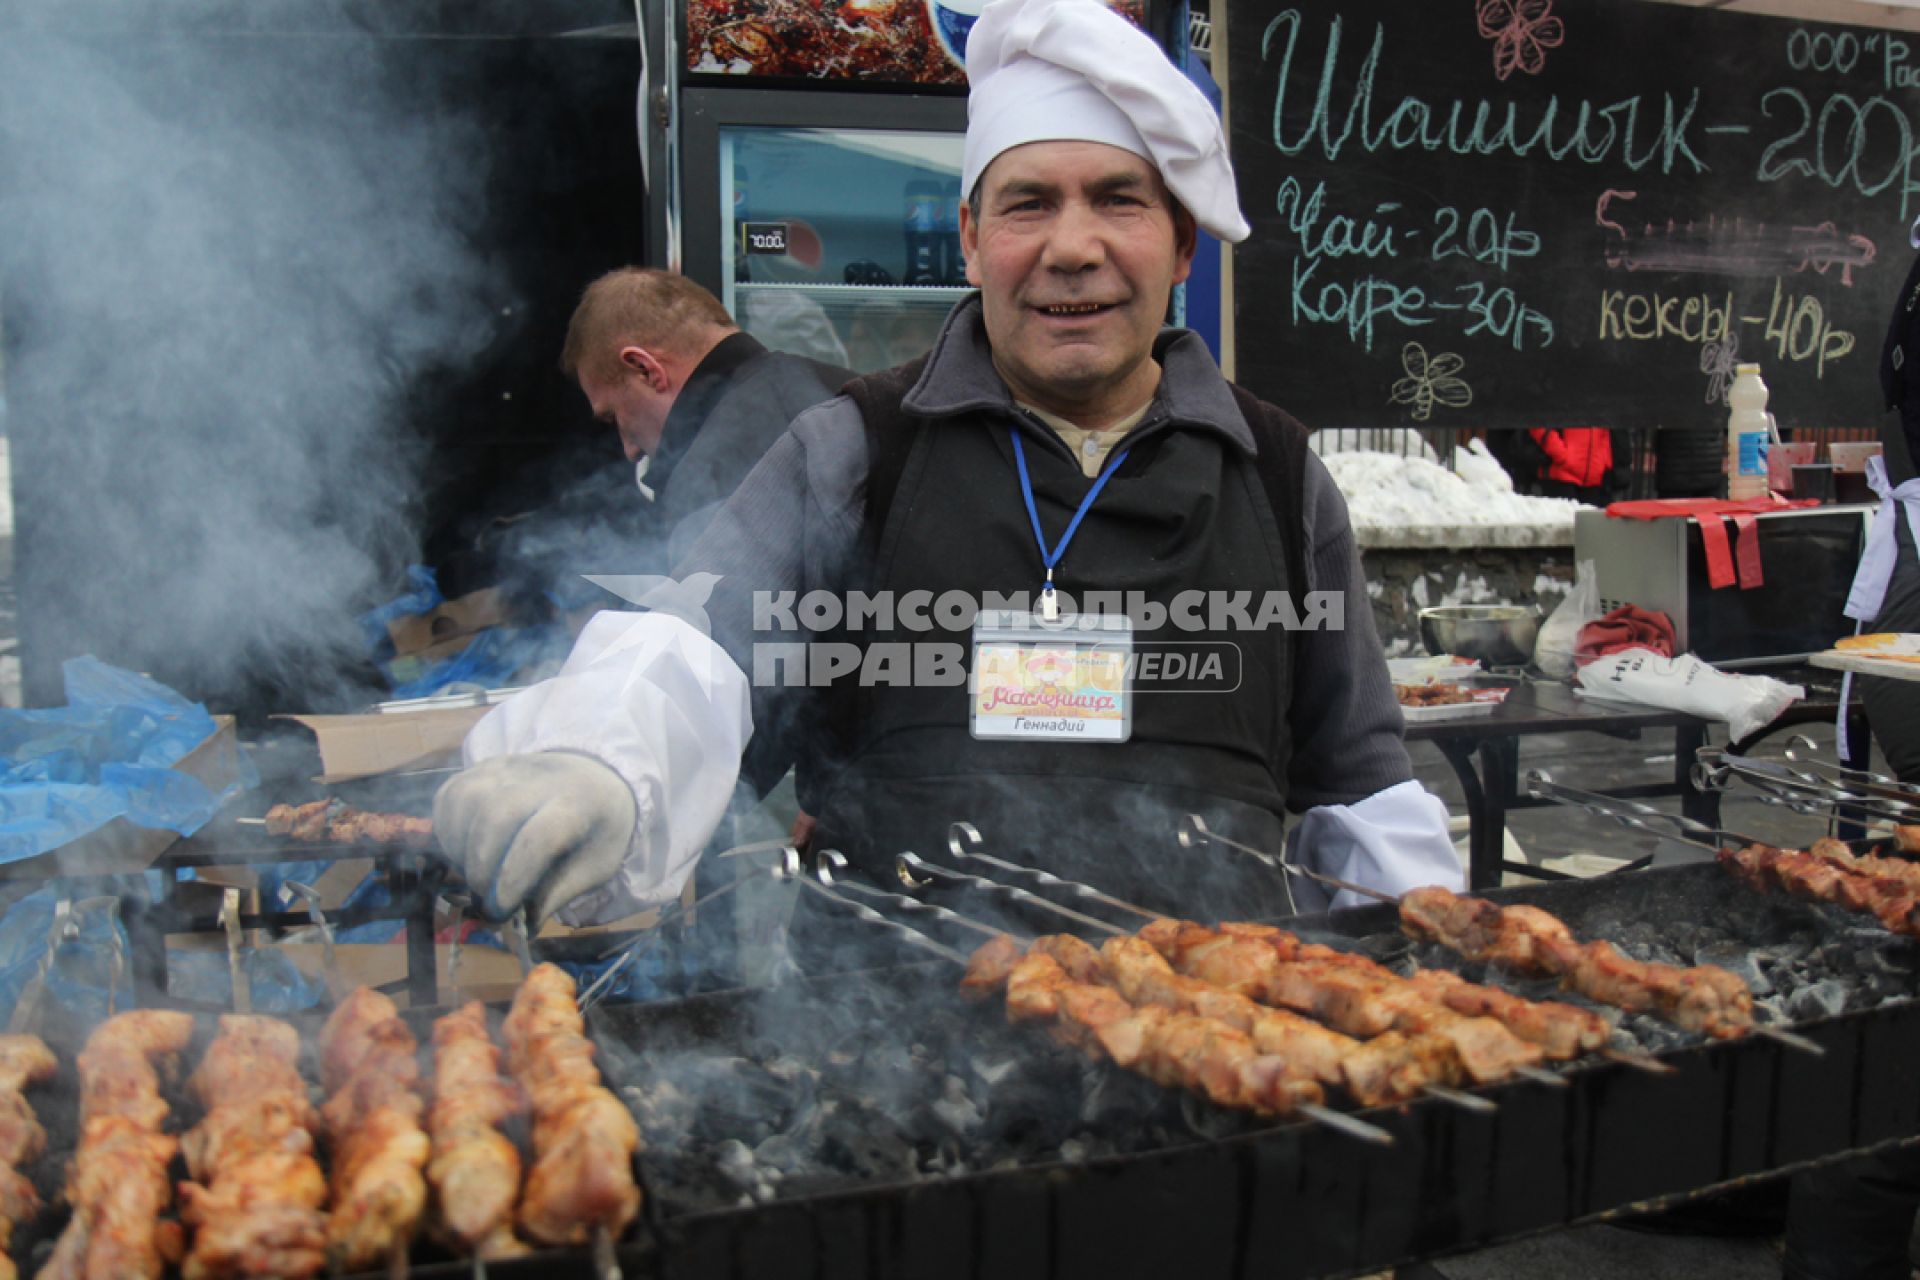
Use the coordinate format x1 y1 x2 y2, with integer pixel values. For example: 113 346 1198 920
1418 605 1539 667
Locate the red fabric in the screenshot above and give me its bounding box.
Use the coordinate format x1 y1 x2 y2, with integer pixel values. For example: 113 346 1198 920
1604 496 1820 519
1696 514 1737 588
1529 427 1613 487
1603 496 1818 592
1730 512 1764 588
1574 604 1678 666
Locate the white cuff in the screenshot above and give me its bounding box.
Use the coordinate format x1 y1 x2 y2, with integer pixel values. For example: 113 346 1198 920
1284 779 1465 911
464 610 752 914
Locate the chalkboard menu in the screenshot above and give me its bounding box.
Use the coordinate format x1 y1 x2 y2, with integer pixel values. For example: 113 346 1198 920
1228 0 1920 431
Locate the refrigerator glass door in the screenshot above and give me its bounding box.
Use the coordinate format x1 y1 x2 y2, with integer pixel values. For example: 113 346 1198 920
721 125 969 373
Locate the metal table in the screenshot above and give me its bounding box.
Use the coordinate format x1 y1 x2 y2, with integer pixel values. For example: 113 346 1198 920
1407 672 1866 889
1404 679 1719 890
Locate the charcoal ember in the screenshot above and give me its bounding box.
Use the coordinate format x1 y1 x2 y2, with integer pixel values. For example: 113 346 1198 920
824 1127 919 1183
1077 1062 1167 1127
1861 943 1920 978
1179 1091 1245 1142
968 1051 1020 1089
714 1138 760 1190
1786 979 1849 1022
930 1074 983 1136
1695 945 1770 996
753 1133 805 1174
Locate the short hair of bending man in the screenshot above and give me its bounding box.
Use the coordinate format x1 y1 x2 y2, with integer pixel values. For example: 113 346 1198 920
559 268 736 383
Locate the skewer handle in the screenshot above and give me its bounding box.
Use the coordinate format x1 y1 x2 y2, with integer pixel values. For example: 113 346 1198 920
1299 1102 1395 1146
947 823 1163 922
896 853 1122 936
789 874 972 966
388 1240 408 1280
471 1252 487 1280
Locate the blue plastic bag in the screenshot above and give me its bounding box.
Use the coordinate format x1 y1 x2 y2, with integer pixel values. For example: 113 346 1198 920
0 658 251 865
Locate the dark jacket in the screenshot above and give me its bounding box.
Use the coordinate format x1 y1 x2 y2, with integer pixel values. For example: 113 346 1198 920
648 332 851 566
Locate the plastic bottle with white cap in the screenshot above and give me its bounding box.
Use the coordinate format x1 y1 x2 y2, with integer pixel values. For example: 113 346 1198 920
1725 363 1773 501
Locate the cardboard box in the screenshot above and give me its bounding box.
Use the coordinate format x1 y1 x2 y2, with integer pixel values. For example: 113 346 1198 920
0 714 246 881
387 587 507 657
274 706 491 783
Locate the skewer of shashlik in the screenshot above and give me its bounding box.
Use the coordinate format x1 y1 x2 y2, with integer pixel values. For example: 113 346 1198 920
1209 921 1612 1061
42 1010 196 1280
317 987 430 1273
1138 919 1548 1085
426 1002 528 1261
1399 886 1756 1039
176 1016 329 1280
963 935 1329 1117
1721 842 1920 939
1807 837 1920 895
262 801 434 850
500 964 641 1249
0 1036 53 1280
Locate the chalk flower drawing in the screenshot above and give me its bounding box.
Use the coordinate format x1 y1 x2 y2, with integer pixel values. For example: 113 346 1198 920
1475 0 1564 80
1700 332 1739 406
1390 343 1473 421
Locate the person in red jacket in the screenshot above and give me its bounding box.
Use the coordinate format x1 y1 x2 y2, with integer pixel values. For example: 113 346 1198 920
1488 427 1619 503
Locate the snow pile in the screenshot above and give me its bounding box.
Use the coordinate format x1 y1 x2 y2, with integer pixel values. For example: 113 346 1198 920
1320 438 1589 548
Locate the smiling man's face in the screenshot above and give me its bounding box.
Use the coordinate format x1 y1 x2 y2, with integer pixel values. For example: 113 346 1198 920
960 140 1196 427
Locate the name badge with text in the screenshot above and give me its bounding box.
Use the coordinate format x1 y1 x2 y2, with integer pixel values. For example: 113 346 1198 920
969 610 1133 743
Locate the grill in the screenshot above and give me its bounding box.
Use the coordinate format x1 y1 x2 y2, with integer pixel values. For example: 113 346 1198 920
588 859 1920 1280
14 749 1920 1279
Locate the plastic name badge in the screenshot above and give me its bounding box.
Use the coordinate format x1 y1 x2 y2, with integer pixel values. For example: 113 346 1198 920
969 610 1133 743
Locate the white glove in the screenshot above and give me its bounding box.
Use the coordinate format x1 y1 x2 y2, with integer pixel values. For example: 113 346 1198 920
432 752 639 924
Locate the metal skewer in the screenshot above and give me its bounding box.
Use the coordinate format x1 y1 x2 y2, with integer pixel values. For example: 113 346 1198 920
1177 814 1298 914
895 856 1502 1116
591 1223 621 1280
947 822 1162 923
900 847 1553 1090
1602 1047 1677 1075
828 855 1398 1146
778 853 970 965
500 909 535 978
897 852 1123 937
1754 1024 1826 1056
1781 734 1920 812
1525 771 1757 855
470 1252 486 1280
280 880 346 1001
221 887 252 1014
7 899 70 1036
578 849 799 1015
388 1240 408 1280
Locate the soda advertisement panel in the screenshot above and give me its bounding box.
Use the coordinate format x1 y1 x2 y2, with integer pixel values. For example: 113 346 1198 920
686 0 1150 85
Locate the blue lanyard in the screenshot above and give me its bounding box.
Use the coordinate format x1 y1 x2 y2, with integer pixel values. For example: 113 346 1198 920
1010 428 1131 617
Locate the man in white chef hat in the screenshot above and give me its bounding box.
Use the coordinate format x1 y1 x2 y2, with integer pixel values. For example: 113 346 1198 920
431 0 1465 931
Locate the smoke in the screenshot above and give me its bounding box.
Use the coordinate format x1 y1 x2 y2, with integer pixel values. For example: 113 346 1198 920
0 6 507 711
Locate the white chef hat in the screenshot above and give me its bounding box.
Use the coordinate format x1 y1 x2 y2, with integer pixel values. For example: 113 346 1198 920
962 0 1249 244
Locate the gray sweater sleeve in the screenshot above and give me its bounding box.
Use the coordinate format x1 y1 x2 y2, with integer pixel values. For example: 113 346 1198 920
668 395 871 789
1285 450 1416 810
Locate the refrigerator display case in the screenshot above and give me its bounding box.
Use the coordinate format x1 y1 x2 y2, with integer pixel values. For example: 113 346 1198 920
682 89 968 373
642 1 1183 374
